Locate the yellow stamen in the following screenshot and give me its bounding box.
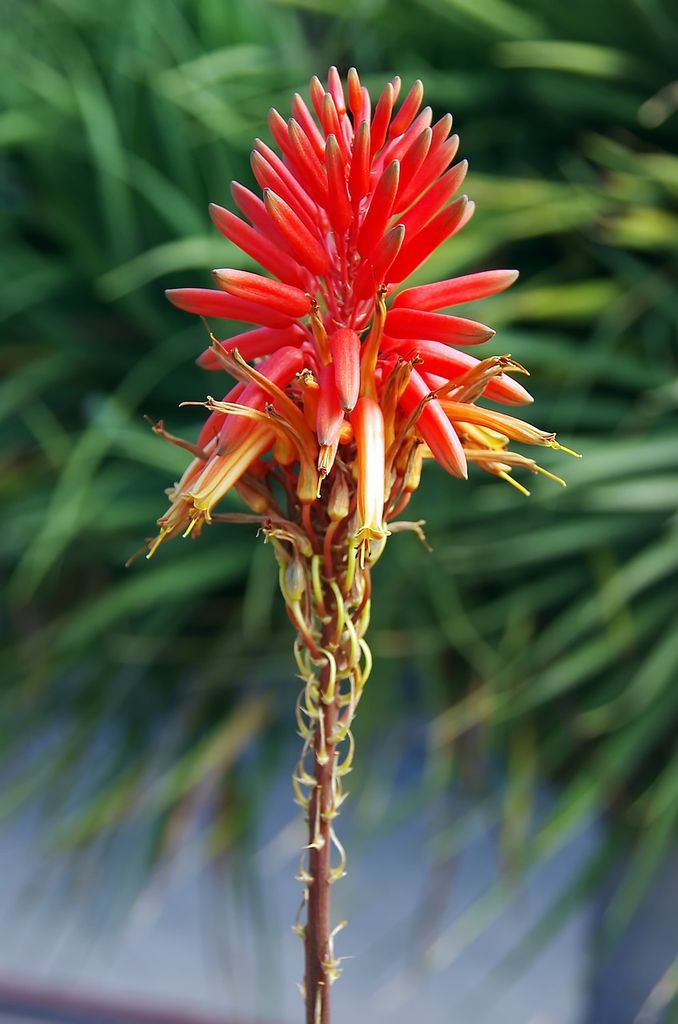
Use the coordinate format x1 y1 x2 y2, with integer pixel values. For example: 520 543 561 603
189 425 273 512
533 464 567 487
498 471 530 496
318 443 338 484
146 528 169 559
182 516 200 538
549 440 582 459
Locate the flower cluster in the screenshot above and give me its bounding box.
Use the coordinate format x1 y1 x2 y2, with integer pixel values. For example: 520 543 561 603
145 68 579 1018
147 67 574 568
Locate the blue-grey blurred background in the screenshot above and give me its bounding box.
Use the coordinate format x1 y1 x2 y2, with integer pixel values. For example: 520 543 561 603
2 0 678 1021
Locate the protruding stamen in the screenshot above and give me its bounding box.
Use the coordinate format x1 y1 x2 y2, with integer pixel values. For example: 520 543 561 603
498 471 531 496
550 441 582 458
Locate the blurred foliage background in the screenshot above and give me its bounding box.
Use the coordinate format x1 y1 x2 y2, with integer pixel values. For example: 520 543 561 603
2 0 678 1009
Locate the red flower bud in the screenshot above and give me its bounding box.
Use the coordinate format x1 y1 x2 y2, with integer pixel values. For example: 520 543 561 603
329 328 361 411
385 308 495 346
212 269 311 319
316 363 345 448
399 369 467 479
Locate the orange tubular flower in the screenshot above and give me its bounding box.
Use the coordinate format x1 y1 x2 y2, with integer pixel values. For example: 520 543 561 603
351 396 387 544
144 68 578 1021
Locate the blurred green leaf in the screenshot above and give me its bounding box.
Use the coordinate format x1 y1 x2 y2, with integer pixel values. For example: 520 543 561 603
495 40 646 79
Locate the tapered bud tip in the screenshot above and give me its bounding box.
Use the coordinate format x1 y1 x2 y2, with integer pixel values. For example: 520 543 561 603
328 473 350 522
208 203 226 227
347 67 361 106
195 349 215 369
283 559 306 603
262 188 275 207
